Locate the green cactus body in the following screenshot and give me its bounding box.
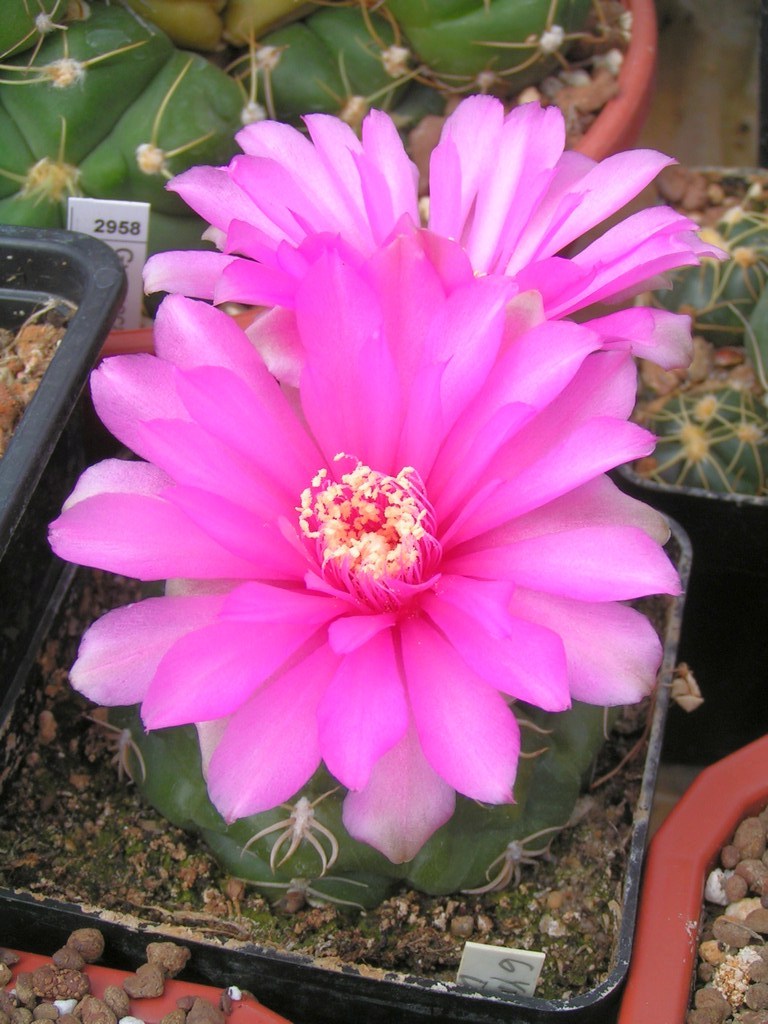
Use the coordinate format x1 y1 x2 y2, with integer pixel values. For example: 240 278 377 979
120 0 228 52
651 209 768 346
0 3 242 258
110 699 617 910
233 6 413 129
636 386 768 496
381 0 594 93
0 0 67 60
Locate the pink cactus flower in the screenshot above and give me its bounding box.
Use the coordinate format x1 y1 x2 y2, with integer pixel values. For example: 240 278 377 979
52 229 679 863
144 95 723 370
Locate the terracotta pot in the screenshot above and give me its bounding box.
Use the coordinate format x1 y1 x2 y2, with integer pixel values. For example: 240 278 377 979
618 733 768 1024
6 950 293 1024
577 0 658 161
101 0 657 358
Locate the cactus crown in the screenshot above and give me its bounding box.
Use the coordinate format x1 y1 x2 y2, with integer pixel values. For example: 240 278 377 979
635 175 768 496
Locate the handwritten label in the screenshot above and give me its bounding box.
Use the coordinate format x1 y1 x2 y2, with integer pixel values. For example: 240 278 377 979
457 941 545 998
67 197 150 330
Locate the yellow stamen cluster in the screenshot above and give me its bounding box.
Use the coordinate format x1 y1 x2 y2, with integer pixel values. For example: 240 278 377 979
299 459 430 582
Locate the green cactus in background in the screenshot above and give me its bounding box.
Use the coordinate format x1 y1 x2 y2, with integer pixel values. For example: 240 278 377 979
650 205 768 347
231 0 601 130
0 2 242 258
108 698 617 910
634 195 768 497
1 0 69 60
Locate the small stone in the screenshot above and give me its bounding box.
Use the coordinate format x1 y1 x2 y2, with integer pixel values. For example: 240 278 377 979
700 939 728 966
725 897 762 922
712 915 753 948
175 999 195 1013
747 908 768 934
686 1010 725 1024
122 964 165 1000
57 1016 79 1024
101 988 129 1019
159 1010 186 1024
0 1011 9 1024
65 931 104 966
13 975 35 1008
705 869 732 906
9 1010 33 1024
32 966 89 1003
78 997 117 1024
0 965 11 987
0 955 19 969
32 1007 58 1021
724 874 749 902
52 948 85 972
748 957 768 983
747 984 768 1011
699 963 715 983
694 986 731 1022
734 819 767 861
449 916 473 939
185 1000 223 1024
722 845 741 869
145 945 190 980
737 861 768 893
741 1013 768 1024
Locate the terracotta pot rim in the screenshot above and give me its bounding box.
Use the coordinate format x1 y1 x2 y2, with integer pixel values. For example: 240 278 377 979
618 734 768 1024
7 950 293 1024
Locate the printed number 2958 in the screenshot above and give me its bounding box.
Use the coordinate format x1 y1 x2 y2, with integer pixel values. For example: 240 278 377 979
94 218 141 236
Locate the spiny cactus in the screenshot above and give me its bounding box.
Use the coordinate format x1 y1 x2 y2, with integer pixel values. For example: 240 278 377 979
230 0 609 130
635 191 768 497
0 2 242 258
107 699 617 910
1 0 69 60
650 203 768 347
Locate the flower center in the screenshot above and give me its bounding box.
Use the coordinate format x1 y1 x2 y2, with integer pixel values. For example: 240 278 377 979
298 456 441 608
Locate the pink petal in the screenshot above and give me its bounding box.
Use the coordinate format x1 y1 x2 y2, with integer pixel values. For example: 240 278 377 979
358 108 420 237
50 462 261 580
246 306 305 388
151 295 266 380
174 364 320 497
90 355 190 457
327 612 397 653
221 580 348 626
70 593 226 706
213 257 298 308
510 588 664 705
342 721 456 863
401 617 520 803
587 307 693 370
508 149 674 272
447 525 681 601
141 619 325 727
421 589 570 711
164 485 306 579
166 163 265 233
317 631 409 790
143 250 236 299
295 251 402 470
206 643 338 821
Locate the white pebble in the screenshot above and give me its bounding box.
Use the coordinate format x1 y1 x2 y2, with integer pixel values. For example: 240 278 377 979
226 987 243 1001
54 1001 78 1015
119 1016 147 1024
726 896 763 921
704 868 731 906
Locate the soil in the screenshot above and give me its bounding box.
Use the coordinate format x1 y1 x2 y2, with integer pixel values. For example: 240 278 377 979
0 568 666 1004
689 801 768 1022
0 302 73 458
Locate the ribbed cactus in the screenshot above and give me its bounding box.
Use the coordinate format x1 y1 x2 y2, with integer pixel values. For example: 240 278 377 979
650 205 768 347
231 0 599 129
1 0 68 59
108 700 615 910
635 199 768 497
0 2 242 258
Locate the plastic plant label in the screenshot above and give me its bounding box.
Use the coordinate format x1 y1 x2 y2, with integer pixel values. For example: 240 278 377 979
67 197 150 331
456 941 545 997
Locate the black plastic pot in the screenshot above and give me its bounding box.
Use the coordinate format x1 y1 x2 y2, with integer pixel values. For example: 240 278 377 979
616 466 768 766
0 225 125 717
0 519 690 1024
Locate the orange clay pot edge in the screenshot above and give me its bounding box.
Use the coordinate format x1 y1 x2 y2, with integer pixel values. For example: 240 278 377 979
7 951 293 1024
577 0 658 161
618 734 768 1024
